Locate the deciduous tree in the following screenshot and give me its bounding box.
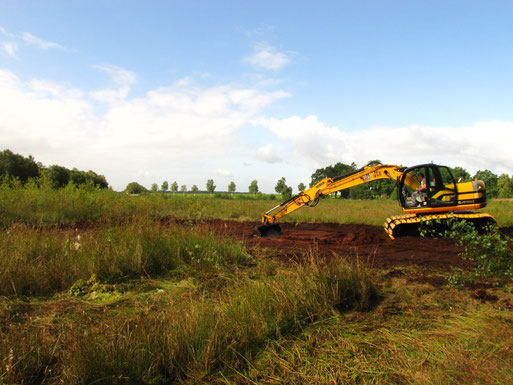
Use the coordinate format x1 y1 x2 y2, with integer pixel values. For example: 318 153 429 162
206 179 216 193
450 166 471 182
42 165 71 189
124 182 147 194
248 180 258 194
0 149 40 183
498 174 513 198
275 177 292 198
474 170 499 198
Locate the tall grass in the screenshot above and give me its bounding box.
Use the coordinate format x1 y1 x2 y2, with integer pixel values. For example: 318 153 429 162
234 275 513 385
0 220 250 296
0 256 377 384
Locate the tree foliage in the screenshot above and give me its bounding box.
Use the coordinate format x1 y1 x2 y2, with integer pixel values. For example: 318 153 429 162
310 162 357 198
0 149 40 183
275 177 292 199
275 177 287 194
298 182 306 192
206 179 216 193
0 149 108 189
42 165 71 189
498 174 513 198
180 184 187 193
309 160 393 199
474 169 499 198
191 185 199 193
171 181 178 193
124 182 148 194
248 180 259 194
228 181 236 193
310 162 357 187
450 166 471 182
161 181 169 192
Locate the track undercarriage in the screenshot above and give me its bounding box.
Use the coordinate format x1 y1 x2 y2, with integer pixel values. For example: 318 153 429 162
384 212 497 239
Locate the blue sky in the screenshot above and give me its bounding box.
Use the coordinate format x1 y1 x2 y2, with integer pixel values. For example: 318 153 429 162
1 1 513 192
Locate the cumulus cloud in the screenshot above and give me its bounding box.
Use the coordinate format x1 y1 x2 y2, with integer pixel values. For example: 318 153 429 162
0 68 288 190
254 115 513 176
256 143 282 163
243 42 290 71
0 42 17 58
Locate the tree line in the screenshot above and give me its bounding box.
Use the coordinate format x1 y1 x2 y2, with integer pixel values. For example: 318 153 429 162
126 179 262 195
0 149 108 189
4 149 511 199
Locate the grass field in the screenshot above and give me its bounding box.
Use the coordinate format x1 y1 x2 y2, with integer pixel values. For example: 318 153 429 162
1 185 513 384
1 181 512 227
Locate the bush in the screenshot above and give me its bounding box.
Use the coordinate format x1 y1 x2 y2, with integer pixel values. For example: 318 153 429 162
422 218 513 287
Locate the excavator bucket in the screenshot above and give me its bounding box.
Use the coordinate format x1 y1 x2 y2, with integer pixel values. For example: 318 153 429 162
253 223 282 237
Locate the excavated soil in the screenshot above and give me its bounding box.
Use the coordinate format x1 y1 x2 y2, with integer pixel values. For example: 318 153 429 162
194 219 477 270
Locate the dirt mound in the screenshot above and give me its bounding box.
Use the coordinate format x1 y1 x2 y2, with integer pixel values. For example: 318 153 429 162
200 220 468 270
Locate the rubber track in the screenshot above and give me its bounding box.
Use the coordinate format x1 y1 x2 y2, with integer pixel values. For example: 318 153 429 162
383 212 497 239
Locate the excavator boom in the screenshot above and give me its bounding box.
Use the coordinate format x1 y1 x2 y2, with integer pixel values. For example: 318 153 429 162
256 164 404 236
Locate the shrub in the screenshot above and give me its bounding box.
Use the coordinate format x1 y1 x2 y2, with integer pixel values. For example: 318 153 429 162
422 218 513 287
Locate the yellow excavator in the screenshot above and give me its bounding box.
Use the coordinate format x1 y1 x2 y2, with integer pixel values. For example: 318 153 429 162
255 163 497 239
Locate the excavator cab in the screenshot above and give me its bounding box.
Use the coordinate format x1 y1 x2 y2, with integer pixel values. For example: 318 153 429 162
398 164 458 210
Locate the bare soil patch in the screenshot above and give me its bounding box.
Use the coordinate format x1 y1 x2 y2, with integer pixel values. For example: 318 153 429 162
192 219 471 270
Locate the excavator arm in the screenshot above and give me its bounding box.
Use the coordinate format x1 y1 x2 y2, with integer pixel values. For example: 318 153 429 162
257 164 407 236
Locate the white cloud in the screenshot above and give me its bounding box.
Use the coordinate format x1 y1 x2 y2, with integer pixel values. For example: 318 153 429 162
91 65 137 103
243 42 290 71
0 68 288 190
22 32 63 50
0 28 64 56
213 168 232 177
1 42 17 58
254 115 513 176
256 143 282 163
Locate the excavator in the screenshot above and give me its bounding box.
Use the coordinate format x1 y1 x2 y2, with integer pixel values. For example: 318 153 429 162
255 163 497 239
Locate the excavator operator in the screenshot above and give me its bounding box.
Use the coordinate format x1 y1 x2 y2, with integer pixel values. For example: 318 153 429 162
412 173 427 206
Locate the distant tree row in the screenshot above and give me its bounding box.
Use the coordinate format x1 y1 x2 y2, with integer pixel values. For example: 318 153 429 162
309 161 513 199
0 149 108 189
128 177 308 200
130 179 264 195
